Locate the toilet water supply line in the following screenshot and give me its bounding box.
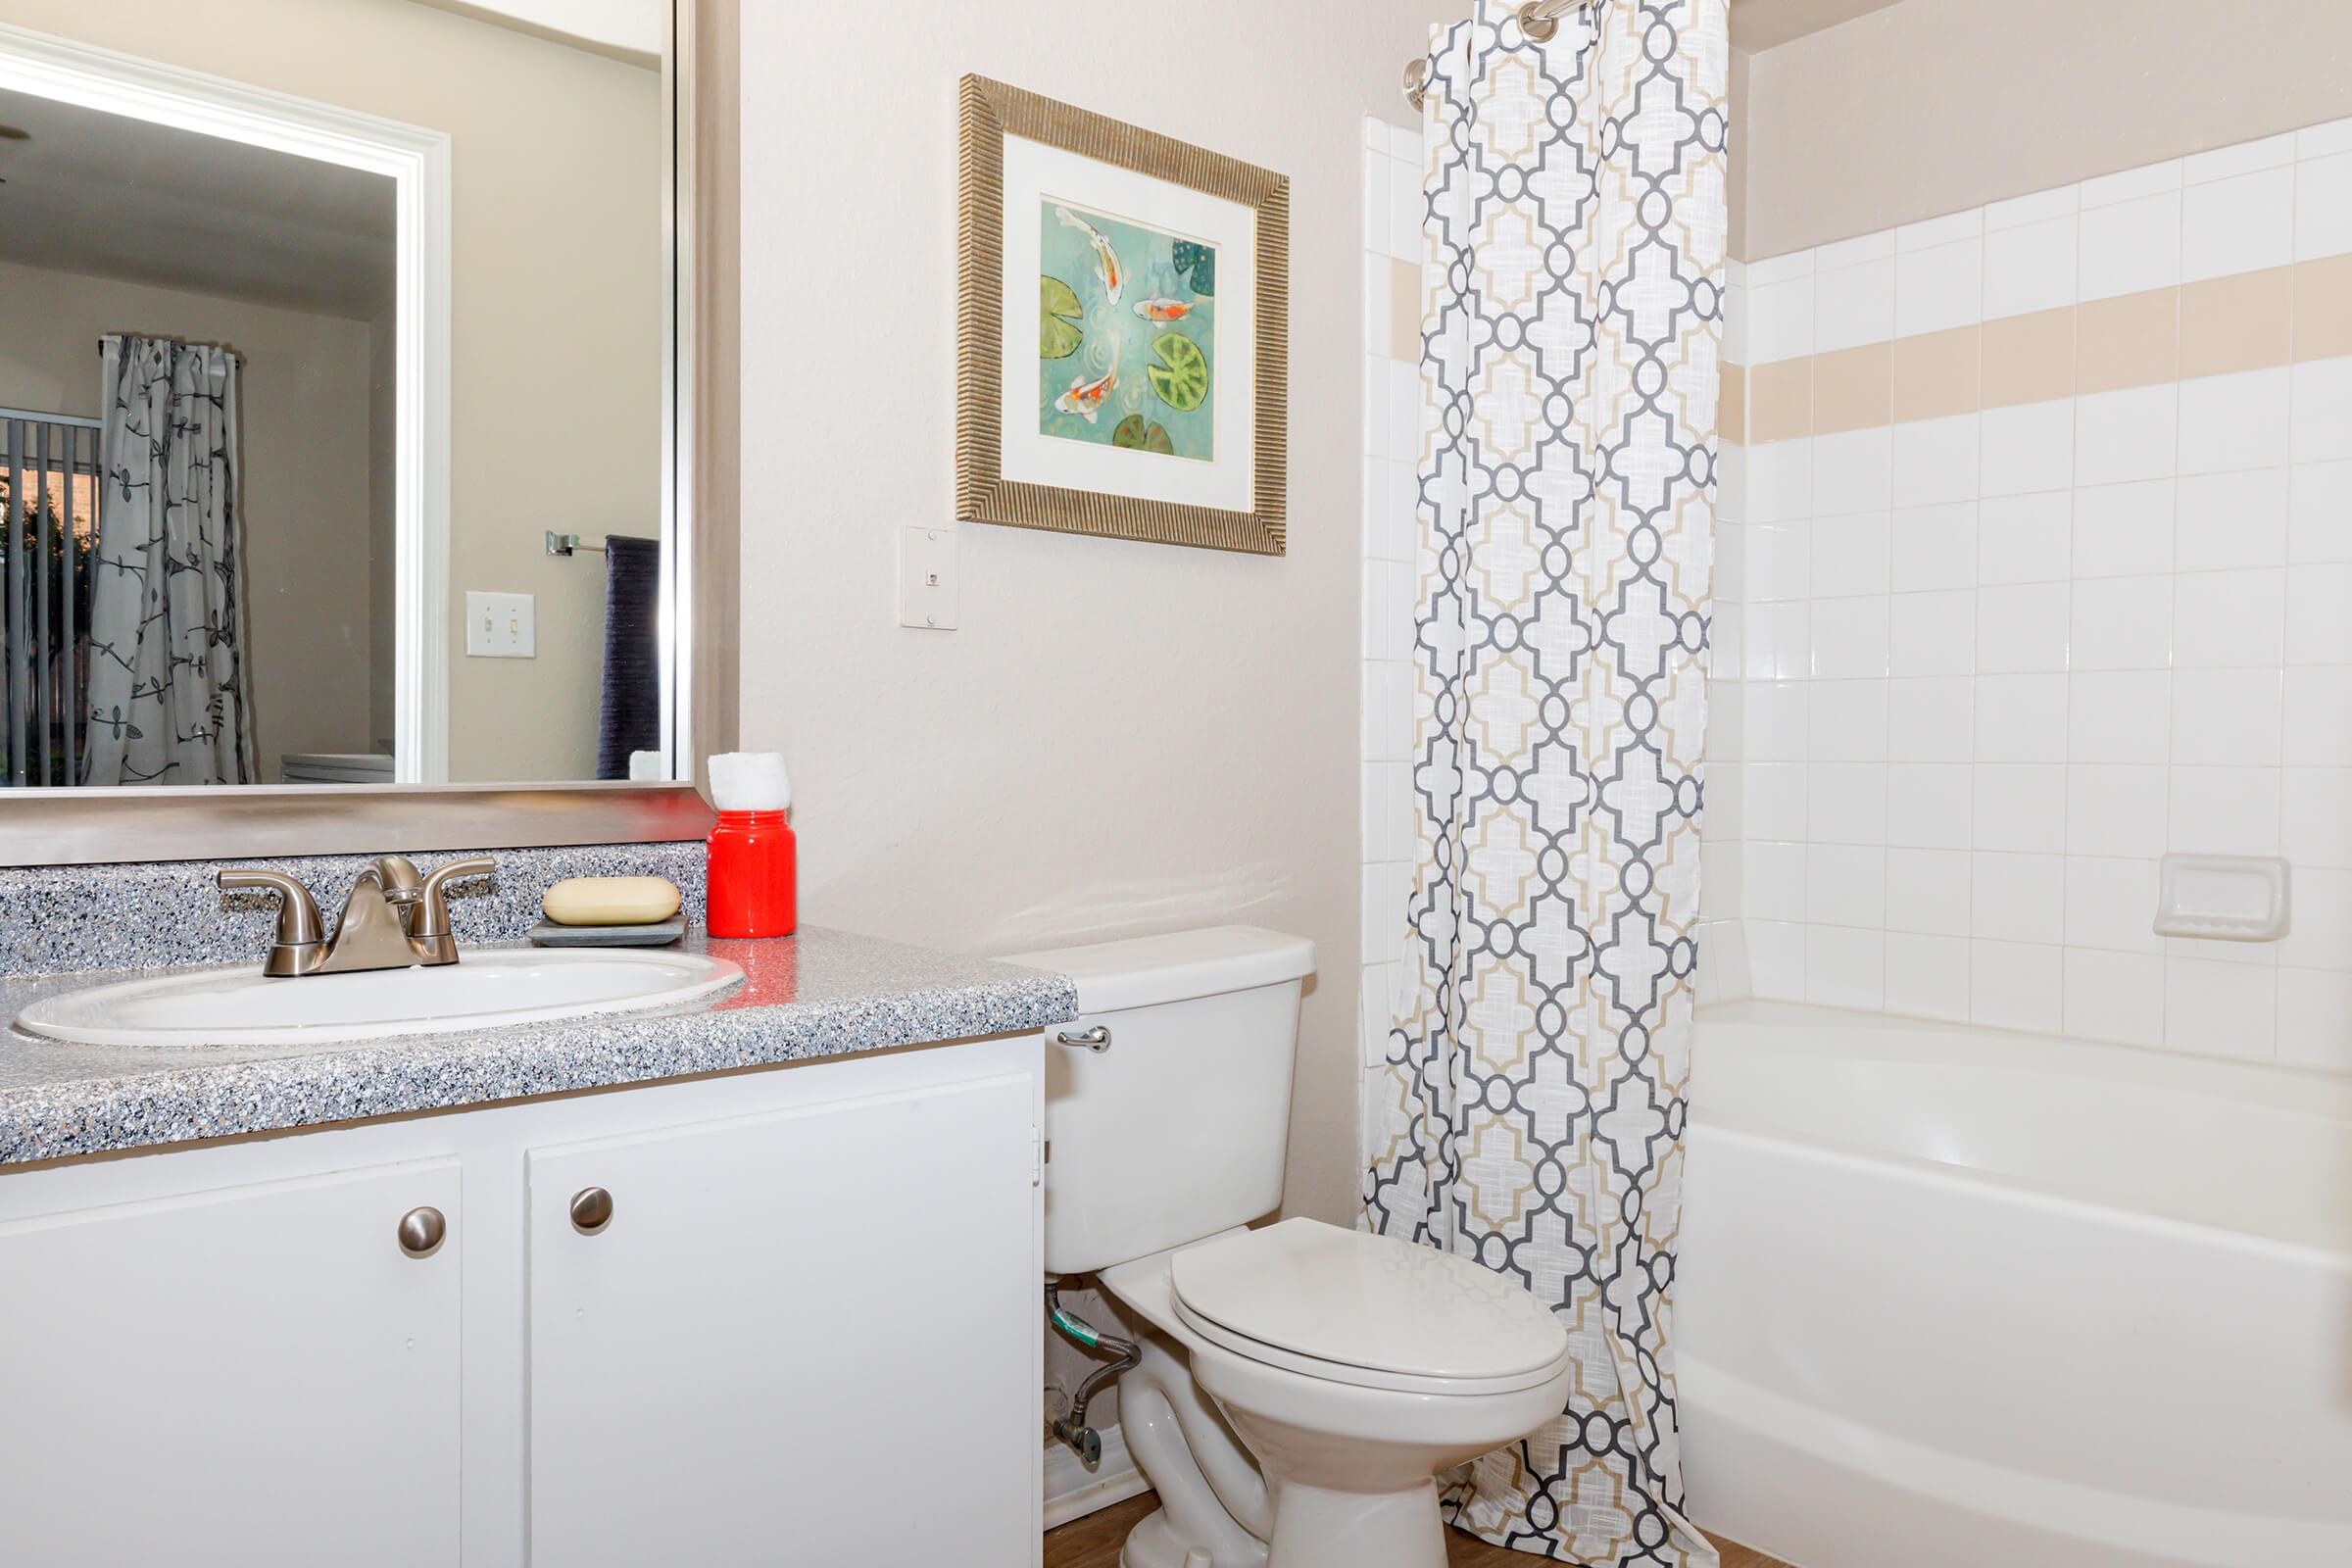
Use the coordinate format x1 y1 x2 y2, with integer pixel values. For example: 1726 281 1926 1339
1046 1281 1139 1468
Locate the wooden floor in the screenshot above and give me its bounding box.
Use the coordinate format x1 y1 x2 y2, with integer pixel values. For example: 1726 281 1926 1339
1042 1491 1790 1568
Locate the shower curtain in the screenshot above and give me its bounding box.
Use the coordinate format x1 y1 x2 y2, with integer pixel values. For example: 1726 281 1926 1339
83 335 255 786
1363 1 1727 1563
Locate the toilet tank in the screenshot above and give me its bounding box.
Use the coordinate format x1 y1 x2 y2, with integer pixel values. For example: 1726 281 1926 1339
1008 926 1316 1277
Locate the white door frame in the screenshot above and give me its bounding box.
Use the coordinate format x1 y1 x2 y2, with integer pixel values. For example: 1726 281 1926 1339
0 23 453 783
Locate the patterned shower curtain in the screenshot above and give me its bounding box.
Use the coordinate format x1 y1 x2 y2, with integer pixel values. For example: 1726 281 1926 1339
83 335 255 786
1363 1 1727 1564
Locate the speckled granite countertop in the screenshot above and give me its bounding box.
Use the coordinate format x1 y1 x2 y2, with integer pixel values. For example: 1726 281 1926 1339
0 927 1079 1167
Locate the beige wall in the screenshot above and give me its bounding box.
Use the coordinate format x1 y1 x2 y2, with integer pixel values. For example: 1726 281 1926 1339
0 258 374 776
735 0 1455 1228
1740 0 2352 259
2 0 663 782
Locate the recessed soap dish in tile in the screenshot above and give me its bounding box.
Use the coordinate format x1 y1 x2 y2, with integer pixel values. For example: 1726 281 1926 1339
2152 855 2291 942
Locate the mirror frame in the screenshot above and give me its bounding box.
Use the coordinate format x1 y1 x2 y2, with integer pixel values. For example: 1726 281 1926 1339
0 0 725 865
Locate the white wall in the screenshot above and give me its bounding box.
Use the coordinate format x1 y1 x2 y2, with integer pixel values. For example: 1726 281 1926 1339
735 1 1457 1228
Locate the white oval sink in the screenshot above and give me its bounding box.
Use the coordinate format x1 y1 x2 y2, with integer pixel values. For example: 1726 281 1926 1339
15 949 746 1049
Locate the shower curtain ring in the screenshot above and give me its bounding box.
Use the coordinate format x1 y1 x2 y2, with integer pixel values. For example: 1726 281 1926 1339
1518 1 1565 43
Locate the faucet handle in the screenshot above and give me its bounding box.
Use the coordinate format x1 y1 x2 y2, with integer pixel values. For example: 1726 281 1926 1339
414 856 495 941
217 868 326 975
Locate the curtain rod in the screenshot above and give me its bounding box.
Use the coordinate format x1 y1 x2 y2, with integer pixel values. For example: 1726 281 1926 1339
1404 0 1593 110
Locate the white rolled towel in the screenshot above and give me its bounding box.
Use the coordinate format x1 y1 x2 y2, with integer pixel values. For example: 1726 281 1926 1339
708 751 792 811
627 749 665 781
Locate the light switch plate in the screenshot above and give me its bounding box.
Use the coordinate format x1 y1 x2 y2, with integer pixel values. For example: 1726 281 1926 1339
899 525 958 630
466 591 536 658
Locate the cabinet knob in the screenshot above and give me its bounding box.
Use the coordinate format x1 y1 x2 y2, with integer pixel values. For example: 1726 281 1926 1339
397 1205 445 1257
569 1186 614 1235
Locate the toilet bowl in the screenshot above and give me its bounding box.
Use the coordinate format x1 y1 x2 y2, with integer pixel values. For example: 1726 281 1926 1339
1016 928 1572 1568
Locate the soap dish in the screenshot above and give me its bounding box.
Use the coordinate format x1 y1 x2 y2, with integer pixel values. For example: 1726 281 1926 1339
529 920 686 949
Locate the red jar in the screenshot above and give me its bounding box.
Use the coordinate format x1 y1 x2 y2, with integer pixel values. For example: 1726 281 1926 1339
706 809 797 938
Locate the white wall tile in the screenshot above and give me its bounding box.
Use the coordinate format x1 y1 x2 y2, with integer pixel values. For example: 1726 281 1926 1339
1895 238 1984 337
1744 921 1806 1002
2069 671 2172 763
1976 582 2072 673
1746 602 1810 681
1971 851 2065 943
1747 273 1815 364
2173 569 2287 669
1810 596 1890 679
2081 159 2182 208
2180 166 2294 281
2284 667 2352 765
1980 403 2077 500
2289 359 2352 464
1978 492 2074 583
1746 681 1809 761
2178 469 2287 569
1886 676 1976 760
1971 939 2065 1032
1974 672 2069 761
2075 386 2180 487
2165 956 2278 1059
1887 762 1974 849
2295 150 2352 261
2284 768 2352 867
1813 428 1895 515
2286 562 2352 663
1885 933 1972 1019
1984 215 2079 320
1361 144 1392 252
1897 210 1983 251
1886 847 1972 935
1887 589 1977 677
2177 368 2290 475
1805 925 1886 1009
2184 132 2295 183
2079 191 2182 301
2278 866 2352 971
1892 415 1982 507
2278 967 2352 1071
2168 765 2282 855
2064 949 2167 1046
1746 762 1808 841
1746 521 1810 602
1808 762 1888 845
1807 844 1886 926
1813 257 1896 354
2072 575 2174 670
1745 841 1807 923
2065 764 2171 858
1891 503 1979 591
2290 462 2352 563
1811 514 1892 600
1986 183 2081 229
1810 679 1890 761
2170 666 2282 765
2073 479 2176 578
2065 855 2163 952
1975 763 2068 853
1746 439 1814 523
1389 157 1421 262
2302 120 2352 160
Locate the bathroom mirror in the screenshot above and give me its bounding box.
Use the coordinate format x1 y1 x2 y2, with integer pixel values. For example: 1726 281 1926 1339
0 0 712 820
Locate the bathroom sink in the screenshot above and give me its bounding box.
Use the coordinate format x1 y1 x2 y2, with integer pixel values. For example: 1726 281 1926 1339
14 949 745 1049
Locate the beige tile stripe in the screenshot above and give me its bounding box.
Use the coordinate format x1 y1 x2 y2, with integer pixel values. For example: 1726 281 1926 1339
1727 255 2352 442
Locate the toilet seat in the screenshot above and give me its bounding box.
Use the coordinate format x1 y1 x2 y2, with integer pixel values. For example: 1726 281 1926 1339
1167 1218 1571 1396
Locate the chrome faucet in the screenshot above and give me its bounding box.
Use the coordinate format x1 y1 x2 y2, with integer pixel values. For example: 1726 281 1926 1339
219 855 495 977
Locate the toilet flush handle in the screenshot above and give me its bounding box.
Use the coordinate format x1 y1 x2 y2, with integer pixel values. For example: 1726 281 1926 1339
1054 1025 1111 1053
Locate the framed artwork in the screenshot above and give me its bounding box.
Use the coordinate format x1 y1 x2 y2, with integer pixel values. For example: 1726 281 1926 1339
956 74 1290 555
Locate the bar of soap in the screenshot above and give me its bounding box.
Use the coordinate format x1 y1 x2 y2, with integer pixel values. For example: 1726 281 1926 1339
542 875 682 927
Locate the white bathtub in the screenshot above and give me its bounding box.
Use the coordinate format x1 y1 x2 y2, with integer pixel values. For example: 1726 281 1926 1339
1677 1001 2352 1568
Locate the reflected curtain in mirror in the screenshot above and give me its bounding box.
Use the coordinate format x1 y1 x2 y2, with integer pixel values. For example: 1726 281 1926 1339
82 335 255 787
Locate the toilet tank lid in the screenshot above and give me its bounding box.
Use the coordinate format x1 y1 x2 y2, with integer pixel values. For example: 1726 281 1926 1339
1004 925 1314 1013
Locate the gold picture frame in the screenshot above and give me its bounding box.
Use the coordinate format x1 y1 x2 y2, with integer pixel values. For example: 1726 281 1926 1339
956 74 1290 555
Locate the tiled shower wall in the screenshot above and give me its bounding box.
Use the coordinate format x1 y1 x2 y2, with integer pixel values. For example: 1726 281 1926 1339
1360 119 1423 1094
1707 120 2352 1073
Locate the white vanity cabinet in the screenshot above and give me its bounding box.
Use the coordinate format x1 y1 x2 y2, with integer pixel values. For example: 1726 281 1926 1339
0 1034 1045 1568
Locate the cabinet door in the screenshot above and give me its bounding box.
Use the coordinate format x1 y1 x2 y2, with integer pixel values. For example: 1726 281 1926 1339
528 1074 1038 1567
0 1158 462 1565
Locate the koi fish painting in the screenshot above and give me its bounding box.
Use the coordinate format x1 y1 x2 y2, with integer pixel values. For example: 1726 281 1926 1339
1037 199 1217 463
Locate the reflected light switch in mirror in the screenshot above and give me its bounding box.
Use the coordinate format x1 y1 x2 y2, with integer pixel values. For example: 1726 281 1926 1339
466 591 535 658
899 526 958 631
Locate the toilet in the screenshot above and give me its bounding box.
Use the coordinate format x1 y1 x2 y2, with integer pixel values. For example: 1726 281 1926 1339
1016 926 1574 1568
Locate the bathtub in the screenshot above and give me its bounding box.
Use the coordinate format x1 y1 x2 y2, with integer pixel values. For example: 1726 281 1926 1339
1677 1001 2352 1568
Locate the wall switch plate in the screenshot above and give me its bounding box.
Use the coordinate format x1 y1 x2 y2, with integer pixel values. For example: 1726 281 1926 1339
899 525 958 630
466 591 536 658
2153 854 2291 941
